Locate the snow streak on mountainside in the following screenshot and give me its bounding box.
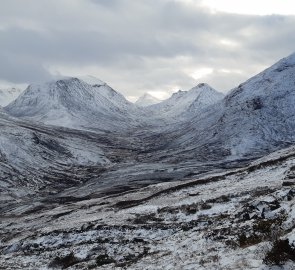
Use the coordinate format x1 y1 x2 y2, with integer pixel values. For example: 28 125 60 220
0 87 23 106
135 93 161 107
5 77 140 131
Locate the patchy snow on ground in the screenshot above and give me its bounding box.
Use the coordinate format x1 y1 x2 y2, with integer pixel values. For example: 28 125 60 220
1 146 295 269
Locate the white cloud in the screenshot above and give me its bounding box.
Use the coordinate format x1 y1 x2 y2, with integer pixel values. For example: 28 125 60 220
219 39 239 47
201 0 295 15
188 68 214 81
147 90 171 100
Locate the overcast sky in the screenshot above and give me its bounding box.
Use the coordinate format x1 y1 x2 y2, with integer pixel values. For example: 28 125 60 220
1 0 295 101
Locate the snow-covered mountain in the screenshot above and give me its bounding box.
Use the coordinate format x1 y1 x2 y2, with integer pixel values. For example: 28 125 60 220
135 93 161 107
169 52 295 159
5 77 140 131
221 52 295 156
145 83 224 120
0 87 23 106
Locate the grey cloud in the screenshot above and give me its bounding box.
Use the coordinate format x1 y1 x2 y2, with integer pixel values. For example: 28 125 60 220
0 0 294 96
0 52 51 83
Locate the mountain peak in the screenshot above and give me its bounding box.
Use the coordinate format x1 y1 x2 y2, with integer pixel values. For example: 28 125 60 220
190 83 216 92
185 83 224 102
135 93 161 107
196 82 208 88
4 77 137 130
144 84 224 119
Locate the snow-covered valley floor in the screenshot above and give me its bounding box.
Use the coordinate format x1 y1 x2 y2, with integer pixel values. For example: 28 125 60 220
1 146 295 269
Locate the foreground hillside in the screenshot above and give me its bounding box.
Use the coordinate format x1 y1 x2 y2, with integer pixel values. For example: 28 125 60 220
1 145 295 269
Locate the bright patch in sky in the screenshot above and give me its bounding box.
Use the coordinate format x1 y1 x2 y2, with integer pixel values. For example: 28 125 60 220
219 69 242 74
189 68 213 80
147 90 171 100
201 0 295 15
219 39 238 47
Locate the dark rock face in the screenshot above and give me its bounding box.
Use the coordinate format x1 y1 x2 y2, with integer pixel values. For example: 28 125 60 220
248 97 263 110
